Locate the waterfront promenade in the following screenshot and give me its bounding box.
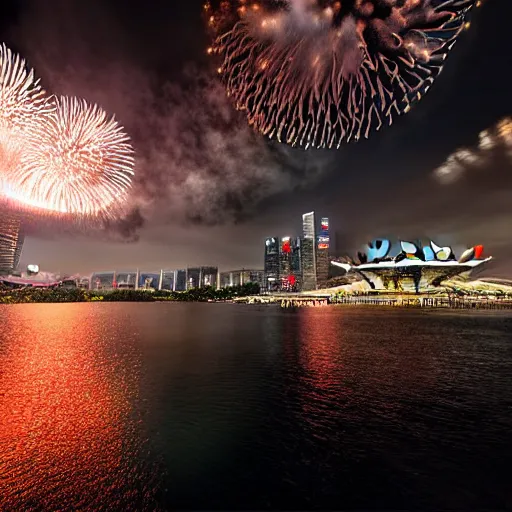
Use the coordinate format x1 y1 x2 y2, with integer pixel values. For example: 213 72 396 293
236 293 512 310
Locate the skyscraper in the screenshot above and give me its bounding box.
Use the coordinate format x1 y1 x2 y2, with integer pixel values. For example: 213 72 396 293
279 236 292 288
279 236 302 291
264 237 280 291
291 237 302 290
301 211 317 291
316 217 330 286
0 211 24 275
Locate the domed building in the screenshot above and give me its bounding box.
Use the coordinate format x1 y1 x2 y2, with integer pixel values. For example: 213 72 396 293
331 239 492 294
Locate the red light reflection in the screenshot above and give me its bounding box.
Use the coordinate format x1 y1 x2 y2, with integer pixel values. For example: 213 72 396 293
0 304 148 509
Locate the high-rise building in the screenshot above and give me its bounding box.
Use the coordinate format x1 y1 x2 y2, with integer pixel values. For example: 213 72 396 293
279 236 302 291
264 237 280 291
316 216 330 286
301 212 317 291
291 237 302 290
0 211 24 275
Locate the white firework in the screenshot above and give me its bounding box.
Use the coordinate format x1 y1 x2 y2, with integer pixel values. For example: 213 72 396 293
4 96 135 218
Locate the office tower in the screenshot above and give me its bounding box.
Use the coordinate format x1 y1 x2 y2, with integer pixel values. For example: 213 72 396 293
0 211 24 275
279 236 302 291
301 211 317 291
291 237 302 290
264 237 280 291
279 236 292 290
316 217 330 286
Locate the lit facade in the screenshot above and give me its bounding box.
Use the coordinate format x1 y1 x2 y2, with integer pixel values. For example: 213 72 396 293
332 239 492 294
219 269 265 288
90 269 206 291
316 216 330 286
278 236 302 291
301 212 317 291
264 237 280 291
186 267 218 289
0 211 24 275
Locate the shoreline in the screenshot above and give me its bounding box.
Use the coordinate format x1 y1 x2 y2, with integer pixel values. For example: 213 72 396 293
2 286 512 310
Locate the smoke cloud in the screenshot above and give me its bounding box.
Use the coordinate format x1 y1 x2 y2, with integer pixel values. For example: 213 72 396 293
8 0 330 239
434 118 512 185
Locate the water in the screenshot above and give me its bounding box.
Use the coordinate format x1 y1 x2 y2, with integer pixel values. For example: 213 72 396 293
0 303 511 510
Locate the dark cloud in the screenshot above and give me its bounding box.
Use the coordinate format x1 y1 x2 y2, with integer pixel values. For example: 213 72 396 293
7 0 331 239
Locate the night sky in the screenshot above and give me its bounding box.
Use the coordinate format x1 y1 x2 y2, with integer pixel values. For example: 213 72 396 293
1 0 511 276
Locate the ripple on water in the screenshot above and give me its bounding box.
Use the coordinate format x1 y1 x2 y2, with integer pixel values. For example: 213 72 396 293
0 303 511 510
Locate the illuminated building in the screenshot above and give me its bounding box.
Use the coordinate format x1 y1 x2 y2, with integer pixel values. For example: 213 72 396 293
153 269 187 291
115 272 137 289
316 217 330 286
279 236 292 289
264 237 280 291
291 237 302 288
220 269 265 288
186 267 218 289
0 211 24 275
138 273 160 289
301 212 317 291
91 272 115 290
279 236 301 291
331 239 492 294
199 266 218 288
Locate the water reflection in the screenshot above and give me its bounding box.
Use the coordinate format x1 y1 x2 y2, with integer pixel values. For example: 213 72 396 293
0 304 510 510
0 304 156 511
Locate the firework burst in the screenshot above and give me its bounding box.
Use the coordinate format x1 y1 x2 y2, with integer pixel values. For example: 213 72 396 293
206 0 477 149
0 44 54 131
0 43 54 201
3 96 135 219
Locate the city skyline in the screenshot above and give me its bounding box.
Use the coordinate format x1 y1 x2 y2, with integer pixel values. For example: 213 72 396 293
0 0 510 277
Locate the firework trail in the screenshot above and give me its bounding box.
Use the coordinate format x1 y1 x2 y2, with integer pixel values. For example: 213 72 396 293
434 118 512 184
205 0 478 149
0 43 53 133
0 44 54 194
3 96 135 219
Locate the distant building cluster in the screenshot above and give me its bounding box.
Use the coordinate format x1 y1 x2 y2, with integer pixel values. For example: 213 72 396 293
0 210 498 296
264 211 331 292
0 210 332 292
85 267 266 292
88 267 220 291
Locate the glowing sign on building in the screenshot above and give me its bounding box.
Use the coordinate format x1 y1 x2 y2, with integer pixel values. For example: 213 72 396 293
318 217 330 249
281 237 292 254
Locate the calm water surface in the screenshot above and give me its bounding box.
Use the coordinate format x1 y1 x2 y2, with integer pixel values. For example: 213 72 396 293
0 303 511 510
